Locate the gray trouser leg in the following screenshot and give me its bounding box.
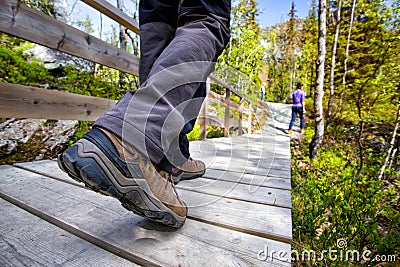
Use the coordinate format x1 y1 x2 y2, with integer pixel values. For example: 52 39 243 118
139 22 175 85
94 9 229 172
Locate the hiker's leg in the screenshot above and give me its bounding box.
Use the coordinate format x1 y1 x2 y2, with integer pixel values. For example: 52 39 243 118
289 107 297 130
299 108 305 129
94 0 230 172
138 1 178 84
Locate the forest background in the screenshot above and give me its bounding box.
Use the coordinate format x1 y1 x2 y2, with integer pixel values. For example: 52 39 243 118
0 0 399 265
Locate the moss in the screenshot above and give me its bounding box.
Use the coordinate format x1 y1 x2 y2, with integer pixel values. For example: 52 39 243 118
69 121 92 146
0 131 62 165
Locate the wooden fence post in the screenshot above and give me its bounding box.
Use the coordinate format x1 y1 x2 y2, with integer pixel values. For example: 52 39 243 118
238 98 244 136
199 78 210 140
224 88 231 137
248 103 252 134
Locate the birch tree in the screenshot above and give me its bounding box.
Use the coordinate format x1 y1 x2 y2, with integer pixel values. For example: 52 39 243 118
379 99 400 179
337 0 356 113
309 0 327 159
327 0 342 126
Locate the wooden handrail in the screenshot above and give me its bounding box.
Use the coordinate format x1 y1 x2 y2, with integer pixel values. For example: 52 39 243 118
0 0 139 76
0 0 253 136
0 82 116 121
82 0 140 34
209 73 250 103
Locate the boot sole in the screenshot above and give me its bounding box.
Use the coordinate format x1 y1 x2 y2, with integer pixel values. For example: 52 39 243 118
58 139 185 228
172 169 205 184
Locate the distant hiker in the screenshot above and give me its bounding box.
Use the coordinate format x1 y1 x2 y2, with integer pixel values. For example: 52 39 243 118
261 85 266 101
288 82 305 134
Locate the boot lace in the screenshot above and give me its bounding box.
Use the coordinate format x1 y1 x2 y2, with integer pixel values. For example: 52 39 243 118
160 171 181 200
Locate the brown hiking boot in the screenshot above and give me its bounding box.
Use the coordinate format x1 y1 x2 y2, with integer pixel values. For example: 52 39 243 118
57 127 187 228
300 128 305 134
287 129 293 134
172 157 206 184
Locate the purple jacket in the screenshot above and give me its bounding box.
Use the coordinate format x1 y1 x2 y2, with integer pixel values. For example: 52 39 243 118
292 89 305 107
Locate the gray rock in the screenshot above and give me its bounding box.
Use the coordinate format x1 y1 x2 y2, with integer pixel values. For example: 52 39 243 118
0 119 78 157
26 45 94 73
0 119 46 153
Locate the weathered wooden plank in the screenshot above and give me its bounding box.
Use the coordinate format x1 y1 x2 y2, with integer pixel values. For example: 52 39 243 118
82 0 140 34
210 156 291 171
203 168 291 190
188 136 291 178
207 161 291 178
188 137 291 163
0 82 255 122
182 189 292 243
245 157 291 171
16 160 81 186
17 159 291 190
0 82 116 120
15 160 292 243
0 0 139 75
0 199 139 267
178 177 291 208
0 165 291 265
16 160 291 207
189 135 290 150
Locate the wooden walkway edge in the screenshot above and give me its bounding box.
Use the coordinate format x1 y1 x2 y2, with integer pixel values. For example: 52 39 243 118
0 134 292 266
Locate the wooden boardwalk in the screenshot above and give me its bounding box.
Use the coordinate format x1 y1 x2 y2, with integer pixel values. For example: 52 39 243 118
0 134 292 266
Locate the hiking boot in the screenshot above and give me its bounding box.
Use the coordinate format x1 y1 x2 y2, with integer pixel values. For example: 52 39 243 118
57 127 187 228
287 129 293 134
300 128 305 134
172 157 206 184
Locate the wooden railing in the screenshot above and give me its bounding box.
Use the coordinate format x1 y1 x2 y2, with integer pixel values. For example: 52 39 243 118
0 0 252 138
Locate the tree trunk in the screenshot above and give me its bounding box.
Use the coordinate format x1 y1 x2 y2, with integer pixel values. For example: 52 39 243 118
309 60 314 97
337 0 356 114
273 60 278 101
379 99 400 180
309 0 327 159
99 13 103 39
327 0 342 126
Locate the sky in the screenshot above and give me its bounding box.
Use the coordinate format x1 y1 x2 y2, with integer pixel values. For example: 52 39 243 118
257 0 312 27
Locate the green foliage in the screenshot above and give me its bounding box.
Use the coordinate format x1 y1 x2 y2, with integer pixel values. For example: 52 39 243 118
69 121 92 145
288 3 400 262
0 45 53 85
20 0 59 18
0 42 128 102
206 126 225 138
0 130 52 165
187 124 201 141
57 65 125 100
186 124 226 141
291 127 400 265
261 10 308 101
0 36 133 155
217 0 265 101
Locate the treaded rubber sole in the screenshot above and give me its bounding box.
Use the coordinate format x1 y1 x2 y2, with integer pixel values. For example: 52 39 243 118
58 144 185 228
172 169 206 184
